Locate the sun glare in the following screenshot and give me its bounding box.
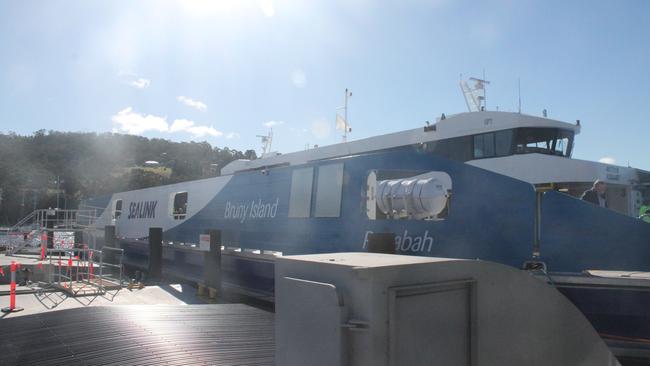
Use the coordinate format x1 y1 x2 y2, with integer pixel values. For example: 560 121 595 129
178 0 275 18
178 0 237 17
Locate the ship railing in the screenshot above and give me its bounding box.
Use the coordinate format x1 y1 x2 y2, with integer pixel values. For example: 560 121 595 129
8 211 37 232
46 246 124 295
35 209 98 230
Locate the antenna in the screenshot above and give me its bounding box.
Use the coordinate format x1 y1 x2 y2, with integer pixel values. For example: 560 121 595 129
256 129 273 155
518 78 522 114
336 88 353 142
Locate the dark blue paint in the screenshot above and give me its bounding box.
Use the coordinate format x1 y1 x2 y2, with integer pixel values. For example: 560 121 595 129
166 147 537 269
541 191 650 272
93 146 650 342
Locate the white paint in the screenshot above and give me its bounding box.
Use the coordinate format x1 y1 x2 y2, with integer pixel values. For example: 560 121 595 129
362 230 434 253
224 198 279 223
222 111 580 175
93 175 233 239
467 153 638 185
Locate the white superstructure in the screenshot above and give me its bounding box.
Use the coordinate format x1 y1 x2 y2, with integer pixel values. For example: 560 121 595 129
222 110 648 217
222 111 579 173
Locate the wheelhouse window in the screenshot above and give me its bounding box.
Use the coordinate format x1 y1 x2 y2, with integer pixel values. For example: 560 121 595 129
514 128 574 157
471 128 573 159
473 133 495 158
171 192 188 220
495 130 513 156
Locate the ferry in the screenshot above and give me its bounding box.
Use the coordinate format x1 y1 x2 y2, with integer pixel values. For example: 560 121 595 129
81 81 650 354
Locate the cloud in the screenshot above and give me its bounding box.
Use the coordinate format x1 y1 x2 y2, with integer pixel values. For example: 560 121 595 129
311 118 331 139
111 107 222 138
599 157 616 165
169 118 194 132
226 132 240 139
111 107 169 135
177 96 207 112
264 120 284 127
259 0 275 17
291 69 306 88
130 78 150 89
170 119 223 137
118 71 151 89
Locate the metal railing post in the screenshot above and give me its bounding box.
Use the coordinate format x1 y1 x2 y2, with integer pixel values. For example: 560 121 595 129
99 250 103 288
57 251 62 286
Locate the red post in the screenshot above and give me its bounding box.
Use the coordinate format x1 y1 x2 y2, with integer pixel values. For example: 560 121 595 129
9 262 16 309
2 261 24 313
89 250 94 280
68 254 73 288
41 232 47 260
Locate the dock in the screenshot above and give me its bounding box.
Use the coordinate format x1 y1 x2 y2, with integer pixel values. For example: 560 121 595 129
2 249 648 365
0 304 274 366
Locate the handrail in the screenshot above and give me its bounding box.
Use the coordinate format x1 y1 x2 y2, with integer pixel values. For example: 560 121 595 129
8 211 36 232
45 246 124 293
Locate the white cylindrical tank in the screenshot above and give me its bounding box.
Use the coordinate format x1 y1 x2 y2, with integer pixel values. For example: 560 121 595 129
376 172 451 219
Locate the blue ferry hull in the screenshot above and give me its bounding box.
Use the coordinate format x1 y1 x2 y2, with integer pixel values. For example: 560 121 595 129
84 145 650 345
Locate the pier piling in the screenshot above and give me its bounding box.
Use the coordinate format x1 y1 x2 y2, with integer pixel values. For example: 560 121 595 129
148 227 163 280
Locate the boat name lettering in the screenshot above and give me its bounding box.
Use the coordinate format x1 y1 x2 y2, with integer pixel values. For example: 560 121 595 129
127 201 158 219
362 230 434 253
224 198 279 223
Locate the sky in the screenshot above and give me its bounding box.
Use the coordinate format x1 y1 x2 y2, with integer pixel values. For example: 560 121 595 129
0 0 649 168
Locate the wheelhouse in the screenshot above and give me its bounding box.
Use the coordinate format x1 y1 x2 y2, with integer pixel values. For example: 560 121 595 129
472 127 574 160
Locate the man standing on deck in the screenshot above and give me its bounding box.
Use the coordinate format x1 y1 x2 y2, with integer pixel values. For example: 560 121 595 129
581 180 607 208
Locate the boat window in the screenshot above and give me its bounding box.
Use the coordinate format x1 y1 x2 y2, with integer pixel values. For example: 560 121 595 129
113 199 122 220
314 163 344 217
554 136 570 156
473 133 495 158
172 192 188 220
495 130 513 156
288 167 314 218
514 128 574 157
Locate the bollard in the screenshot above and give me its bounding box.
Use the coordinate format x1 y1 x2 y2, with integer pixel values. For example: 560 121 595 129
148 227 163 280
2 261 24 313
203 230 222 297
208 287 218 300
103 225 117 266
366 233 397 254
104 225 116 248
197 283 206 296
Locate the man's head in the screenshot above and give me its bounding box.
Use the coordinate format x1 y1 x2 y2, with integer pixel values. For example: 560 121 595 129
593 180 607 194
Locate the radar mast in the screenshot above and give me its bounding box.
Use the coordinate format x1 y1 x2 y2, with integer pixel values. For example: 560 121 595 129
460 75 490 112
256 129 273 156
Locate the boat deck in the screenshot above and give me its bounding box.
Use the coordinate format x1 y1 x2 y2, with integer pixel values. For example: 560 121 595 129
542 270 650 290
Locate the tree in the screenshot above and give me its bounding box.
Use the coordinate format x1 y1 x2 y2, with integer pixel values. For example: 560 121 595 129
0 131 255 225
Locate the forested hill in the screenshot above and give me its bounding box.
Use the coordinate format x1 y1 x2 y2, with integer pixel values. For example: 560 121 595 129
0 130 257 225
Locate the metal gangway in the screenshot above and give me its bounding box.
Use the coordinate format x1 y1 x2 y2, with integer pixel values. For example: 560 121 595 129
46 246 125 296
0 208 98 255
